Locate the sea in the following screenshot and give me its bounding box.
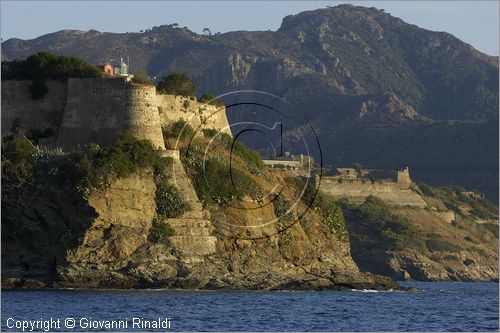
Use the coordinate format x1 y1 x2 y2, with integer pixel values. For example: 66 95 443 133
1 282 498 331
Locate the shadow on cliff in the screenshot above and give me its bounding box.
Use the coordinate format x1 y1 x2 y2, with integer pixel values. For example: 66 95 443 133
2 178 98 287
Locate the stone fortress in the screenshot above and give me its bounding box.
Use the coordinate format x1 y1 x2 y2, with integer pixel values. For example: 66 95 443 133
319 167 427 208
1 77 231 149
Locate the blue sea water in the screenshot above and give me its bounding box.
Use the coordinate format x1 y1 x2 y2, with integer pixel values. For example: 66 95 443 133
1 282 498 332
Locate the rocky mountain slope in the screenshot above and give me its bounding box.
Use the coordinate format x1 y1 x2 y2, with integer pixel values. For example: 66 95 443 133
2 5 498 199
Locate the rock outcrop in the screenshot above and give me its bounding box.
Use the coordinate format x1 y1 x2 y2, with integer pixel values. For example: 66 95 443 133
1 166 399 290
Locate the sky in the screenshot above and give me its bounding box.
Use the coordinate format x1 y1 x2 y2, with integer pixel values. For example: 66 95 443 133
1 1 499 56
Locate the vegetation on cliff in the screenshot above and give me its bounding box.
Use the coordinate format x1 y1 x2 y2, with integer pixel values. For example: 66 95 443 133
2 132 186 219
417 182 498 220
199 93 224 107
182 138 262 204
345 196 420 249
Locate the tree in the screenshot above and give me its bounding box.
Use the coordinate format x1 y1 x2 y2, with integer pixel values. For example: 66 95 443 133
199 93 224 107
157 72 197 97
1 51 102 80
352 162 363 177
131 69 153 85
202 28 212 36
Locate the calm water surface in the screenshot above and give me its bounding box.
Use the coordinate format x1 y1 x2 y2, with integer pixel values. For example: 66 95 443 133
2 282 498 331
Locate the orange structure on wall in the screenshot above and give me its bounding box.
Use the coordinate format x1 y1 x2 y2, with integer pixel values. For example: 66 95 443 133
101 63 113 76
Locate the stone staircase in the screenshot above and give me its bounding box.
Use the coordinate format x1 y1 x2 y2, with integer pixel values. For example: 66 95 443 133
160 150 217 257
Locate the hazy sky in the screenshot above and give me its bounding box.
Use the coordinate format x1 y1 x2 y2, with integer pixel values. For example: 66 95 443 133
1 1 499 55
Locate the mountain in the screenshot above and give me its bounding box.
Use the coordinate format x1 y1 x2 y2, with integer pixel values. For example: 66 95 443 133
2 4 498 199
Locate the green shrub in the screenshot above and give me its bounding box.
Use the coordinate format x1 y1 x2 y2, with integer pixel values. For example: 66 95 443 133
273 193 293 223
231 141 265 174
464 235 479 244
163 120 195 141
149 216 176 246
418 182 498 219
284 176 305 191
155 180 188 218
199 93 224 107
202 130 232 147
354 196 419 248
202 128 219 139
131 69 153 85
300 217 312 238
157 72 197 96
77 132 162 194
284 175 348 240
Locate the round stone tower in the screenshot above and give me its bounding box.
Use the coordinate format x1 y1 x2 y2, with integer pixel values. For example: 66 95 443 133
124 84 165 149
57 78 165 149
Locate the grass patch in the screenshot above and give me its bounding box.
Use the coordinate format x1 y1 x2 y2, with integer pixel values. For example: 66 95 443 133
188 156 261 204
202 130 265 174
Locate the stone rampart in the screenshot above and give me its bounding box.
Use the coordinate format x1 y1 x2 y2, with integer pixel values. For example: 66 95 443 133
319 177 427 207
156 94 231 136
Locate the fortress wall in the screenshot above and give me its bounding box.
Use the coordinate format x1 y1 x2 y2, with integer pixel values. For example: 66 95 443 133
156 94 202 130
319 177 427 207
200 104 232 136
57 78 165 149
156 94 232 136
1 80 67 137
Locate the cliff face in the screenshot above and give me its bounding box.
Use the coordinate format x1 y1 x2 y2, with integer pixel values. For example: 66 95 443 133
1 168 397 290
